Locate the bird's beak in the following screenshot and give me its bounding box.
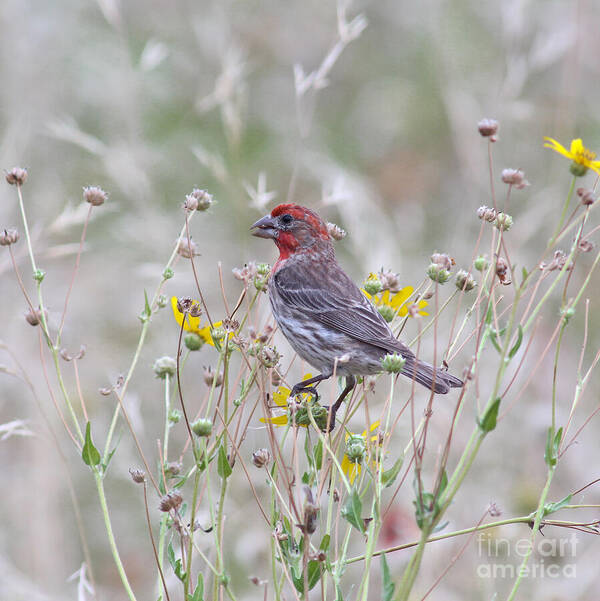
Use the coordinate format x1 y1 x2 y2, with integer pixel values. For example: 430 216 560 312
250 214 278 239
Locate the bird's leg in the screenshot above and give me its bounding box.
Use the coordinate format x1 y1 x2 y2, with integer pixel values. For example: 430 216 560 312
290 373 330 403
324 375 356 432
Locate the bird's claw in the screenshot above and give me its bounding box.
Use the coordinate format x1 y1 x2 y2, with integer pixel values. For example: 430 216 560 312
291 385 319 403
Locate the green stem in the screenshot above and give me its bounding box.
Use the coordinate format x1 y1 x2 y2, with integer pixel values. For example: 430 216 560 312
548 176 576 247
94 470 138 601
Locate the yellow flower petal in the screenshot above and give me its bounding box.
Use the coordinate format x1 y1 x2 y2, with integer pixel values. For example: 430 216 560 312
390 287 412 310
341 454 361 484
570 138 583 155
544 137 572 159
273 387 290 407
260 414 289 426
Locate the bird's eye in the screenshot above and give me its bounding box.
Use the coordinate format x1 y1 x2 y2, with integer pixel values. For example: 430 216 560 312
280 214 293 225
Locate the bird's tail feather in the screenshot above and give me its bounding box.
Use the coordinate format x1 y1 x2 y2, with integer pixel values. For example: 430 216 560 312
402 357 463 394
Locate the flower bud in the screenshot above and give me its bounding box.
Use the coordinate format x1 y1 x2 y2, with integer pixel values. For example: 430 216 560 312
157 294 168 308
184 332 204 351
5 167 28 185
363 277 383 295
83 186 108 206
33 269 45 282
0 228 19 246
501 169 529 189
494 212 513 231
153 356 177 379
159 491 183 512
474 255 488 272
381 352 406 373
129 468 146 483
455 269 476 292
211 327 226 343
252 448 271 468
165 461 182 476
327 222 347 240
256 262 271 276
560 305 575 323
163 267 174 280
430 252 453 270
191 418 213 437
345 434 366 463
427 263 450 284
477 119 498 138
168 409 182 424
377 305 396 323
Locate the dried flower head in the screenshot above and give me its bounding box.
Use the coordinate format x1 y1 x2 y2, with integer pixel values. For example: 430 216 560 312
177 237 200 259
252 448 271 468
540 250 572 272
258 345 280 368
159 491 183 512
176 296 194 314
165 461 182 477
129 468 146 483
478 119 498 138
25 307 47 327
501 168 529 189
495 257 511 285
430 252 454 270
184 188 213 212
5 167 28 186
578 239 594 253
327 222 347 240
577 187 596 206
232 262 258 283
301 486 319 534
0 228 19 246
83 186 108 206
203 365 223 387
477 206 497 222
455 269 476 292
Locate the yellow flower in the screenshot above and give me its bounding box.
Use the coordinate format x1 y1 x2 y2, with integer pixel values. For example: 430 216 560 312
340 421 381 485
544 137 600 177
362 285 428 319
170 296 220 346
260 374 313 426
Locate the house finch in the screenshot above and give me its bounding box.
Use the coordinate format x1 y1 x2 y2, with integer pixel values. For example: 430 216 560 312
251 204 462 430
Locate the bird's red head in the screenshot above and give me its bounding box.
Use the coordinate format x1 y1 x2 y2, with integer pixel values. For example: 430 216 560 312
251 204 331 260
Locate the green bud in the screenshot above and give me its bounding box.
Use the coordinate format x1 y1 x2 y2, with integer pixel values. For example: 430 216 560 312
345 434 366 463
254 275 268 292
455 269 477 292
191 418 213 437
162 267 174 280
259 345 280 368
363 278 383 295
211 327 226 343
494 212 513 231
168 409 182 424
153 356 177 379
427 263 450 284
474 255 488 272
377 305 396 323
256 262 271 276
560 306 575 323
184 332 204 351
570 162 588 177
33 269 45 282
381 352 406 374
157 294 168 308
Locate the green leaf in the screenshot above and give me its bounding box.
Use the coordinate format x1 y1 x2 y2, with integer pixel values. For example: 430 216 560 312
313 439 323 470
319 534 330 552
437 470 448 497
485 302 493 325
341 489 365 533
188 573 204 601
544 426 562 468
478 398 501 433
102 446 117 472
508 325 524 359
521 267 529 287
381 455 404 488
217 443 232 479
167 543 186 582
82 422 101 466
381 554 395 601
542 493 572 518
489 329 503 353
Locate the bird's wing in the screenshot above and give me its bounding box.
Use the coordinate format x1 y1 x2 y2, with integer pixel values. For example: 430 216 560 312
273 264 412 356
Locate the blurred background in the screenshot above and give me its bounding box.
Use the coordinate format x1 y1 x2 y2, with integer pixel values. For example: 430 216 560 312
1 0 599 599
